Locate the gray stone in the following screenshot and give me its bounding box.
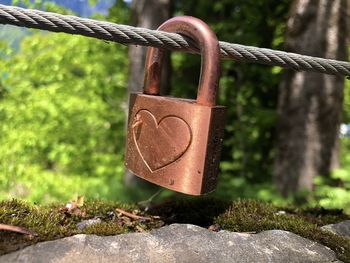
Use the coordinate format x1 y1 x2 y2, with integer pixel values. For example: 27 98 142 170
322 220 350 238
0 224 342 263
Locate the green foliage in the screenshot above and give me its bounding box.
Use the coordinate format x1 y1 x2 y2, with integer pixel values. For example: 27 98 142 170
305 138 350 214
0 18 128 202
343 66 350 123
11 0 74 13
11 0 35 7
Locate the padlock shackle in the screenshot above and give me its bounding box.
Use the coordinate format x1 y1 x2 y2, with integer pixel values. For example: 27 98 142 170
143 16 220 107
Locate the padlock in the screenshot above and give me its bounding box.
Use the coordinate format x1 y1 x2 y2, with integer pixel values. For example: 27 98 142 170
125 16 226 195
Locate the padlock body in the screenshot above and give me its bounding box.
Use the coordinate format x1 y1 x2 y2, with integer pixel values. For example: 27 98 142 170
125 93 226 195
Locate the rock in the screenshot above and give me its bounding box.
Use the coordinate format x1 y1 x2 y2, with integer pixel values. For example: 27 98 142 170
0 224 341 263
321 220 350 238
76 218 102 230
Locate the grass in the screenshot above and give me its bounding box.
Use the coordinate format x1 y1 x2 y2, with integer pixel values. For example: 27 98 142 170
0 197 349 262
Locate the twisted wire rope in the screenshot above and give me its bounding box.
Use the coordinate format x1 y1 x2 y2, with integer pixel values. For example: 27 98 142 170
0 4 349 76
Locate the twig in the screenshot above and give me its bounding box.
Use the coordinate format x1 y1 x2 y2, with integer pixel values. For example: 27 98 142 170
0 223 38 236
116 208 151 221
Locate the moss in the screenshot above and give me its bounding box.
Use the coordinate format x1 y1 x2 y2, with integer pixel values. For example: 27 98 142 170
0 199 152 255
83 222 127 235
147 197 231 226
284 206 349 225
215 199 350 263
84 200 138 216
1 198 349 262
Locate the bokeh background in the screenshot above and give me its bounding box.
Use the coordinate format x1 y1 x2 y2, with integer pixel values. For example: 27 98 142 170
0 0 349 213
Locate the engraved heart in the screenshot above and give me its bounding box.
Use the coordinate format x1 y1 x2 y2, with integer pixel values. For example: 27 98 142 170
132 110 191 172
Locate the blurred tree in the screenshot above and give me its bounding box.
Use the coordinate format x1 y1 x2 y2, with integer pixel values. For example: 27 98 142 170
173 0 290 199
124 0 173 187
274 0 349 196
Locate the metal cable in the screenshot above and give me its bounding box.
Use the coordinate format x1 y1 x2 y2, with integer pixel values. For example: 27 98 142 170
0 4 349 76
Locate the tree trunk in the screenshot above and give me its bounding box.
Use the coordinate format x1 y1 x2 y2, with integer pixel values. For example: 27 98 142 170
124 0 172 187
274 0 349 196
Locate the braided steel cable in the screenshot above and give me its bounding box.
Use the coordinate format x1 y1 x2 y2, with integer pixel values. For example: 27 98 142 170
0 4 349 76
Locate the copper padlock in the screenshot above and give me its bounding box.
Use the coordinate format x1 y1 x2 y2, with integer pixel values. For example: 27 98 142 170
125 16 225 195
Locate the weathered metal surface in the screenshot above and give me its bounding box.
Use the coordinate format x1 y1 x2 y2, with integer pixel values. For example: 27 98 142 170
125 16 225 195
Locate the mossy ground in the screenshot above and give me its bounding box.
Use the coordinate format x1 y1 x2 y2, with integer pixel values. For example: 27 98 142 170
1 198 349 262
